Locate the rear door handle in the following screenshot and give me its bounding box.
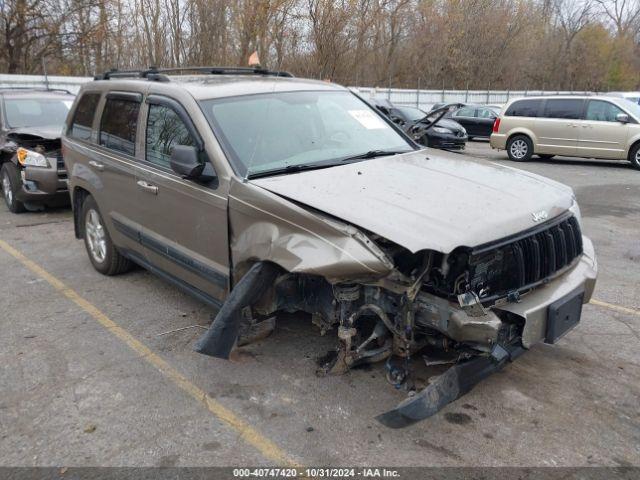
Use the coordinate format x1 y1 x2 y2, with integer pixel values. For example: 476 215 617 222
136 180 158 195
88 160 105 171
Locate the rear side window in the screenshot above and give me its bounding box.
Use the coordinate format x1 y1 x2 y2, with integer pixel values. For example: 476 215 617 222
454 107 475 117
477 107 496 118
99 97 140 156
585 100 624 122
145 104 196 169
542 99 584 119
504 99 541 117
69 93 100 140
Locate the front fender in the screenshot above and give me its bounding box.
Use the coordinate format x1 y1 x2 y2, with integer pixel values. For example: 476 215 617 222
228 178 393 284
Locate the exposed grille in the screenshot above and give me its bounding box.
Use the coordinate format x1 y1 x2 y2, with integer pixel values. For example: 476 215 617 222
467 214 583 301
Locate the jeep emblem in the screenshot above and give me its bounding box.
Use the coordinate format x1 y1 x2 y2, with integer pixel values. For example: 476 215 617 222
532 210 549 222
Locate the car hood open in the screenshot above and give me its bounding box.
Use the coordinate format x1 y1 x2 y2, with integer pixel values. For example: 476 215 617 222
250 151 575 253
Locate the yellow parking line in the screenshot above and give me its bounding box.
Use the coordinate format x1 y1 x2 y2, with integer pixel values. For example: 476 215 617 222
590 299 640 318
0 238 298 467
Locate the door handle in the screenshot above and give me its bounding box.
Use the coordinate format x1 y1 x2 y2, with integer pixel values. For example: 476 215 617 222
88 160 105 171
136 180 158 195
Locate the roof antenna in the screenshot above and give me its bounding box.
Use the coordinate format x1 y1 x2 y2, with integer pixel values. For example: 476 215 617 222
42 57 50 91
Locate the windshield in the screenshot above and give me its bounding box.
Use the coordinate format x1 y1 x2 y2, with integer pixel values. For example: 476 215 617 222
4 97 72 128
620 98 640 118
200 91 414 177
396 106 426 122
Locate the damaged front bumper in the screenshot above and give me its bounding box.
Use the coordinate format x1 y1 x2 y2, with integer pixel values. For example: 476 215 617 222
17 158 70 206
377 342 525 428
195 228 597 428
377 237 597 427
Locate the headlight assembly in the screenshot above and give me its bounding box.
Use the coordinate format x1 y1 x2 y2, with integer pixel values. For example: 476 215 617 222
432 126 452 134
17 147 50 168
569 196 583 228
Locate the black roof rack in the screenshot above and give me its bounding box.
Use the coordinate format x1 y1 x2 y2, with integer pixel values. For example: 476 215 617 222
94 66 294 81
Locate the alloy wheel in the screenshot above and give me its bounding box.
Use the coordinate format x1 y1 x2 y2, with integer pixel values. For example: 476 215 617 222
510 139 528 159
85 209 107 263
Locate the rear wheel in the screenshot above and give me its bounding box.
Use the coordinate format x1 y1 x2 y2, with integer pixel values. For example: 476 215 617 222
538 154 555 160
629 143 640 170
1 162 26 213
507 135 533 162
81 195 131 275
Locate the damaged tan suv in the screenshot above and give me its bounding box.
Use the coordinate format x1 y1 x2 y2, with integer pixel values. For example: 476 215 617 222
63 67 597 428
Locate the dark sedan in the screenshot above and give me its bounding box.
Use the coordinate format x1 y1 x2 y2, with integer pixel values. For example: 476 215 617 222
369 99 467 150
449 104 500 139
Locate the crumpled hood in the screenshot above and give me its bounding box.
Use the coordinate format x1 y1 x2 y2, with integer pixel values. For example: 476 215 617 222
8 125 63 140
250 151 575 253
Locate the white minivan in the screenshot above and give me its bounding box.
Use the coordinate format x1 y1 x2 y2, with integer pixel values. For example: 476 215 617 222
490 95 640 169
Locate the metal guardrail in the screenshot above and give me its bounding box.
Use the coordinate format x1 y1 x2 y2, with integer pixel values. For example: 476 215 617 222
0 74 595 109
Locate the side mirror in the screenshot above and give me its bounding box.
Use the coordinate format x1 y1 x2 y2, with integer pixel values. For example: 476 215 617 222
170 145 216 182
616 113 630 123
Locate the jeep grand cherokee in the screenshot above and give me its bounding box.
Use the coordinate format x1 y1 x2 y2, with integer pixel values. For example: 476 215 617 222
62 67 597 427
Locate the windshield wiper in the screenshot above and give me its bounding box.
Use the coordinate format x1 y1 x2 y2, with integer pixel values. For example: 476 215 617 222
339 149 411 162
247 162 340 179
247 150 411 179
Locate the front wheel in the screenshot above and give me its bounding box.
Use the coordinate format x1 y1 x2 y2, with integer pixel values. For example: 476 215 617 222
629 143 640 170
81 195 131 275
507 135 533 162
1 162 26 213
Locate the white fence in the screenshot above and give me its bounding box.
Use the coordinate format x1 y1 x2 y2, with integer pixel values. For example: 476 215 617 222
353 86 594 110
0 74 92 94
0 73 594 109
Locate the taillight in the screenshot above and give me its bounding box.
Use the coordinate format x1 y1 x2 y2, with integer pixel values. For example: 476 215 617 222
492 117 501 133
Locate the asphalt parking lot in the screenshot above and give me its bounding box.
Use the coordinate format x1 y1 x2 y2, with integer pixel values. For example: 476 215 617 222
1 141 639 468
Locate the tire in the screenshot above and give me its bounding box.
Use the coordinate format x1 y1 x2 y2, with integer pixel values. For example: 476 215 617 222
81 195 131 275
507 135 534 162
629 143 640 170
1 162 26 213
538 154 555 160
468 136 474 141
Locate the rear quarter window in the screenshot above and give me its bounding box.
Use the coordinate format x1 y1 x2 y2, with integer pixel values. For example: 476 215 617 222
69 93 100 141
99 97 140 156
504 99 541 117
